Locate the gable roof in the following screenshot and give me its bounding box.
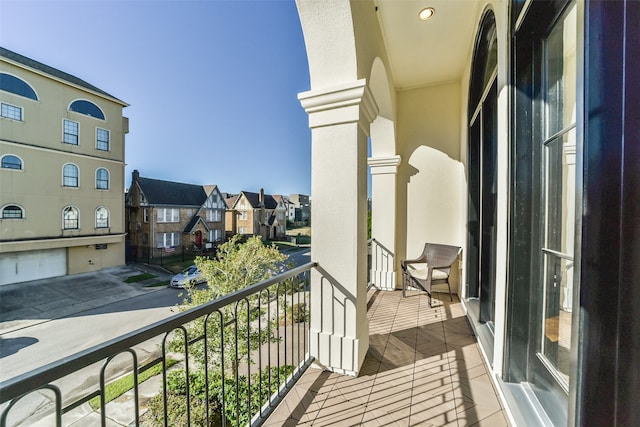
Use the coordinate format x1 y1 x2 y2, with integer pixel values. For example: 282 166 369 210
239 191 278 210
225 194 239 210
183 215 209 233
0 47 127 105
136 176 207 206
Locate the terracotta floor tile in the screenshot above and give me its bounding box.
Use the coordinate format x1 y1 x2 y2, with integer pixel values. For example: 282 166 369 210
264 291 509 427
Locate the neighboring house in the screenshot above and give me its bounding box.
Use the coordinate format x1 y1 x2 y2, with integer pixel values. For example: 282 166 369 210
126 170 226 260
0 47 129 285
289 193 311 225
225 189 286 240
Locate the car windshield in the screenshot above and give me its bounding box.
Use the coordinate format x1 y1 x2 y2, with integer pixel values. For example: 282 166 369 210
183 266 198 275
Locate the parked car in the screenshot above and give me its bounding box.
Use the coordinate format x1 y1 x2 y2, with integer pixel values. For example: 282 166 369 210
170 265 206 288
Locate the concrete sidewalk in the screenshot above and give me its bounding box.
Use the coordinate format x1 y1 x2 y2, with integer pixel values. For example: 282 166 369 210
0 263 173 335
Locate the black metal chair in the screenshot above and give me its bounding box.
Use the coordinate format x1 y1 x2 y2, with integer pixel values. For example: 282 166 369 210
401 243 461 307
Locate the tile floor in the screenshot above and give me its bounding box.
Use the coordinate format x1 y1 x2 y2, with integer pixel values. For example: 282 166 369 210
264 289 509 426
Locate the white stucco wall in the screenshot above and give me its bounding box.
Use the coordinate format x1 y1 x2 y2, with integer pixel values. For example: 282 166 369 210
397 81 464 263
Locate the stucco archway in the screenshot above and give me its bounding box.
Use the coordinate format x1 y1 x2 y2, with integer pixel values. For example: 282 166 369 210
367 57 400 290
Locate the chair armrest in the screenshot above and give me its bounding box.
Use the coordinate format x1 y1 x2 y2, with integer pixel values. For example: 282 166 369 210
401 256 427 270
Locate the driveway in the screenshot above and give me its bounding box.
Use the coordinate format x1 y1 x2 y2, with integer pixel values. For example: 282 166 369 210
0 264 172 335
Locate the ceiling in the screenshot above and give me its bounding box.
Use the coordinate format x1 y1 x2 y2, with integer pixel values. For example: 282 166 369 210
374 0 481 91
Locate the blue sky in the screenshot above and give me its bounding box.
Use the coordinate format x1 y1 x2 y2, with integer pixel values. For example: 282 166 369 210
0 0 312 196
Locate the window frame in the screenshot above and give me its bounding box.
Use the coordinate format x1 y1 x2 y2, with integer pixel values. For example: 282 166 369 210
2 204 24 219
157 231 180 248
62 163 79 188
0 72 39 100
1 154 23 170
96 127 110 151
96 168 109 190
63 119 80 145
62 206 80 230
157 208 180 223
1 102 23 121
96 206 109 228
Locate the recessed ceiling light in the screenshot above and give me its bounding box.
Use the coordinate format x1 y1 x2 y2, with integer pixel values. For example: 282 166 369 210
418 7 435 21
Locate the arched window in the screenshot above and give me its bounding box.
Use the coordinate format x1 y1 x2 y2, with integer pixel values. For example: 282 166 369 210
0 73 38 100
69 99 105 120
96 168 109 190
63 206 79 229
2 204 24 219
96 206 109 228
63 163 79 187
1 154 22 170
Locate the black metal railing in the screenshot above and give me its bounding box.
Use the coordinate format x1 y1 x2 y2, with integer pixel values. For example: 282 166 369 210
0 262 317 427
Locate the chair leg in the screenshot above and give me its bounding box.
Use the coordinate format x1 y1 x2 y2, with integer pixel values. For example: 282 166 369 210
447 280 453 301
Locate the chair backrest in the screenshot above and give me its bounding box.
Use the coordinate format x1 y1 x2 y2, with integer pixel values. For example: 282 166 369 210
423 243 461 269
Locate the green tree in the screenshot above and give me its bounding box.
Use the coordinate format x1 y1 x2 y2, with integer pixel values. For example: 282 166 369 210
171 235 288 372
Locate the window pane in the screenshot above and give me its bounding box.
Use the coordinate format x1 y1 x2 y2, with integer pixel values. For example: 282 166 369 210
96 207 108 228
539 1 577 391
545 5 577 136
64 120 79 145
544 129 576 254
541 253 573 386
63 164 78 187
69 100 105 120
0 73 38 100
1 103 22 120
64 207 79 229
1 155 22 169
2 205 23 218
96 168 109 189
97 128 109 151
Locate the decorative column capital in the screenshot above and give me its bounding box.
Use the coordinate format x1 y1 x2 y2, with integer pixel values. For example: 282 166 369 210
368 155 402 175
298 79 378 131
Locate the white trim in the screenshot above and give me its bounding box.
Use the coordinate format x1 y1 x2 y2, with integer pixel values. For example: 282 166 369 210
1 203 25 219
95 206 110 228
68 98 107 121
96 127 110 151
62 162 80 188
0 101 24 121
0 140 124 166
95 167 110 190
0 71 40 101
367 155 401 175
62 118 80 146
62 205 80 230
0 153 24 171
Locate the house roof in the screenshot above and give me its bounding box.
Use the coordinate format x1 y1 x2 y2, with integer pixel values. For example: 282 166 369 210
136 176 207 206
0 46 127 106
183 215 209 233
203 185 218 196
239 191 278 210
225 195 239 210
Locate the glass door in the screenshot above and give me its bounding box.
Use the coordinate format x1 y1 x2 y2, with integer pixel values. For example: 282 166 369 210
467 11 498 328
529 1 578 417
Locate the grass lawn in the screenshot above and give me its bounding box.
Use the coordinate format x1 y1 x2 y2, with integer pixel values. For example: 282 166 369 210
124 273 157 283
89 358 178 410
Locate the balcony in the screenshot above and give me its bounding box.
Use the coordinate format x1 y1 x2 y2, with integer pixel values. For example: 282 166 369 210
265 288 508 426
0 263 506 426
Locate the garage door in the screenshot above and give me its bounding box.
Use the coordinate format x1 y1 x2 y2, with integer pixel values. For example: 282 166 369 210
0 249 67 285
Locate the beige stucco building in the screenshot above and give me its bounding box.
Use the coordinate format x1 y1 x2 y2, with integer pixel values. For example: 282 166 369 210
0 47 129 285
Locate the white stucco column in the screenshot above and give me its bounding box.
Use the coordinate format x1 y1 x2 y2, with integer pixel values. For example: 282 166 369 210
299 79 377 376
368 155 401 290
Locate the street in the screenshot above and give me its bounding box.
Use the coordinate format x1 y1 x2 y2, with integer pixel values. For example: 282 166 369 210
0 248 310 425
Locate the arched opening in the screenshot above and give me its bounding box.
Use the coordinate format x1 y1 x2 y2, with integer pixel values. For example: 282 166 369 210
467 10 498 325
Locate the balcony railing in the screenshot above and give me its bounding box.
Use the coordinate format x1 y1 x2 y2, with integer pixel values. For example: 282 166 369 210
0 262 317 427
